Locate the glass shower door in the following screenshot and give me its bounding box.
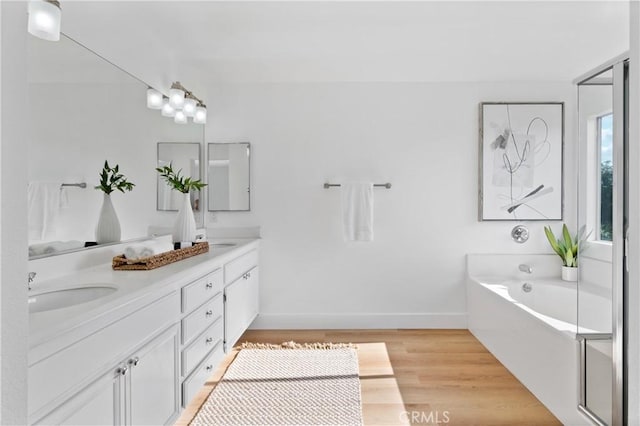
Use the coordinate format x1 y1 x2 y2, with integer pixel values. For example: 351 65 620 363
576 58 627 426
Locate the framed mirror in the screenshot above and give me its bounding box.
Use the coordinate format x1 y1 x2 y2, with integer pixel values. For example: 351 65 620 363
157 142 202 215
207 143 250 211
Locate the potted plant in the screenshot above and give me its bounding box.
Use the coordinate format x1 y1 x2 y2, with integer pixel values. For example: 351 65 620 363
95 161 135 244
543 224 582 281
156 163 206 244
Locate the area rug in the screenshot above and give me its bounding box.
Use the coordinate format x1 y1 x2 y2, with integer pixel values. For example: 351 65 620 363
190 342 363 426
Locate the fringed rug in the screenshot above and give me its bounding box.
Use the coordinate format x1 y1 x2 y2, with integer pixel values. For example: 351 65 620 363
190 342 363 426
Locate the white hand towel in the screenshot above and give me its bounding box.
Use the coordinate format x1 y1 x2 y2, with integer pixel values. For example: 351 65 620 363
28 182 64 242
124 241 174 260
341 182 374 242
29 240 84 256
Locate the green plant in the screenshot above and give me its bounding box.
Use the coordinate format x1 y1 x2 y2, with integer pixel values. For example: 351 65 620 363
156 162 206 194
544 224 583 268
95 161 135 194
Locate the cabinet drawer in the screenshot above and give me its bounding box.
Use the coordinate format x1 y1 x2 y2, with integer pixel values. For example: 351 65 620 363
182 341 225 408
181 269 223 313
182 293 223 345
224 249 258 284
182 317 223 377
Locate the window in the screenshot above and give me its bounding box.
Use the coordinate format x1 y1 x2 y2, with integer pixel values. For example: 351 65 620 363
598 113 613 241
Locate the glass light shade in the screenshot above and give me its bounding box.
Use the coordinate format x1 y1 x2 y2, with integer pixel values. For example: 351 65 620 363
146 88 163 109
28 1 61 42
183 97 197 117
161 98 176 117
169 87 185 109
193 106 207 124
174 110 187 124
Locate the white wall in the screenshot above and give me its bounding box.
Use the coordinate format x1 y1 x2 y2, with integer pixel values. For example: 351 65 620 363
0 3 28 424
205 81 577 328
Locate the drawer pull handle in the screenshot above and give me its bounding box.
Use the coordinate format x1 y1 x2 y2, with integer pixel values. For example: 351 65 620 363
206 337 213 344
247 272 251 278
128 357 140 367
116 366 128 376
206 310 213 317
206 283 213 289
242 273 248 280
206 365 213 372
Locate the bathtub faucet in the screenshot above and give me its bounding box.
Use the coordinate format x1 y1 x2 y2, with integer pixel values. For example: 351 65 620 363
518 264 533 274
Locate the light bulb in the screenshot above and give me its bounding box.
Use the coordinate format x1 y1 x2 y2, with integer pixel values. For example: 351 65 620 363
146 88 163 109
28 0 61 42
193 105 207 124
183 95 197 117
174 110 187 124
169 82 185 109
161 97 175 117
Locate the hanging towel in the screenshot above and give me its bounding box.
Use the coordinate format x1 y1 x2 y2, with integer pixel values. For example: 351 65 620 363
341 182 374 242
27 182 64 242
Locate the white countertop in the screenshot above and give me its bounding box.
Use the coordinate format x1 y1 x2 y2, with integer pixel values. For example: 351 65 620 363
29 238 260 364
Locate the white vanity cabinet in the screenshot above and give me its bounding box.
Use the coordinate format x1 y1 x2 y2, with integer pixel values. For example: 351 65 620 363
224 249 259 352
31 294 181 426
30 240 260 425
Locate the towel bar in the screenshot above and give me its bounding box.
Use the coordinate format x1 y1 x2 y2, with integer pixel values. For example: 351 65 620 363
323 183 391 189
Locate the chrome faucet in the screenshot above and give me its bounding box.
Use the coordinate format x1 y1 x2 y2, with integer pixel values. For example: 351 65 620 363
518 264 533 274
28 272 37 290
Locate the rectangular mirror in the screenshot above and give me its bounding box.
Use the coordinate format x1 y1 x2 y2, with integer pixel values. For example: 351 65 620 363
28 34 204 258
207 143 250 211
157 142 202 217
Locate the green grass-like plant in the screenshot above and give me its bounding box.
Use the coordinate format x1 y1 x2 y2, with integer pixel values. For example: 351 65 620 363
156 162 206 194
95 161 135 194
544 224 584 268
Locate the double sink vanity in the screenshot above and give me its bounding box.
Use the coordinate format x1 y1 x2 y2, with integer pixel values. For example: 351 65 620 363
28 238 260 425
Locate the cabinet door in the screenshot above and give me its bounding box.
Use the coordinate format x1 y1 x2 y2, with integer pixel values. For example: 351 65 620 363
224 266 259 351
127 326 180 426
35 368 122 426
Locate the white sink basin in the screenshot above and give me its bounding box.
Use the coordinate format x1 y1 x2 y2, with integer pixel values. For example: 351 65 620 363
29 285 117 314
211 243 237 248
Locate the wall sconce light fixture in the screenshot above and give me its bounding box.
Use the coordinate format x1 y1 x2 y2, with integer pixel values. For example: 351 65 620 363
148 81 206 125
28 0 62 42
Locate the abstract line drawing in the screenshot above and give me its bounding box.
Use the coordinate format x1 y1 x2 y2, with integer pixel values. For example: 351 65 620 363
479 102 564 221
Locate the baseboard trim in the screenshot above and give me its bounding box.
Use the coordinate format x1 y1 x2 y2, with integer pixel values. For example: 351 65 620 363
250 313 468 329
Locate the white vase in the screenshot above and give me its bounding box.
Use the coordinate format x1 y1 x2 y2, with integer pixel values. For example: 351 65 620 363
95 193 121 244
562 266 578 282
173 192 196 244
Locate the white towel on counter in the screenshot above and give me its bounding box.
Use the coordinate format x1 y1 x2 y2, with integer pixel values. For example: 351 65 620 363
28 182 65 241
124 241 174 260
29 240 84 257
341 182 374 242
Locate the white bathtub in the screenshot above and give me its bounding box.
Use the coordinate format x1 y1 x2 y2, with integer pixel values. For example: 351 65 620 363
467 254 597 426
476 276 611 336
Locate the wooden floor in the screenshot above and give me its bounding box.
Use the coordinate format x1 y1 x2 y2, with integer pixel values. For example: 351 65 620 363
175 329 561 426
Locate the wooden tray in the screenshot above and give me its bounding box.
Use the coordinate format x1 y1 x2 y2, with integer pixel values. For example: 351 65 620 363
112 242 209 270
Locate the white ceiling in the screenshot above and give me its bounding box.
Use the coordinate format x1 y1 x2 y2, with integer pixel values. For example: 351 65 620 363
59 1 629 92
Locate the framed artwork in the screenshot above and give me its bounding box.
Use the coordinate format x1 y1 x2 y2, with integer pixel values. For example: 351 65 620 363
479 102 564 221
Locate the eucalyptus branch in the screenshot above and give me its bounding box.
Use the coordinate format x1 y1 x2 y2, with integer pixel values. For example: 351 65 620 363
95 161 135 194
156 162 206 194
